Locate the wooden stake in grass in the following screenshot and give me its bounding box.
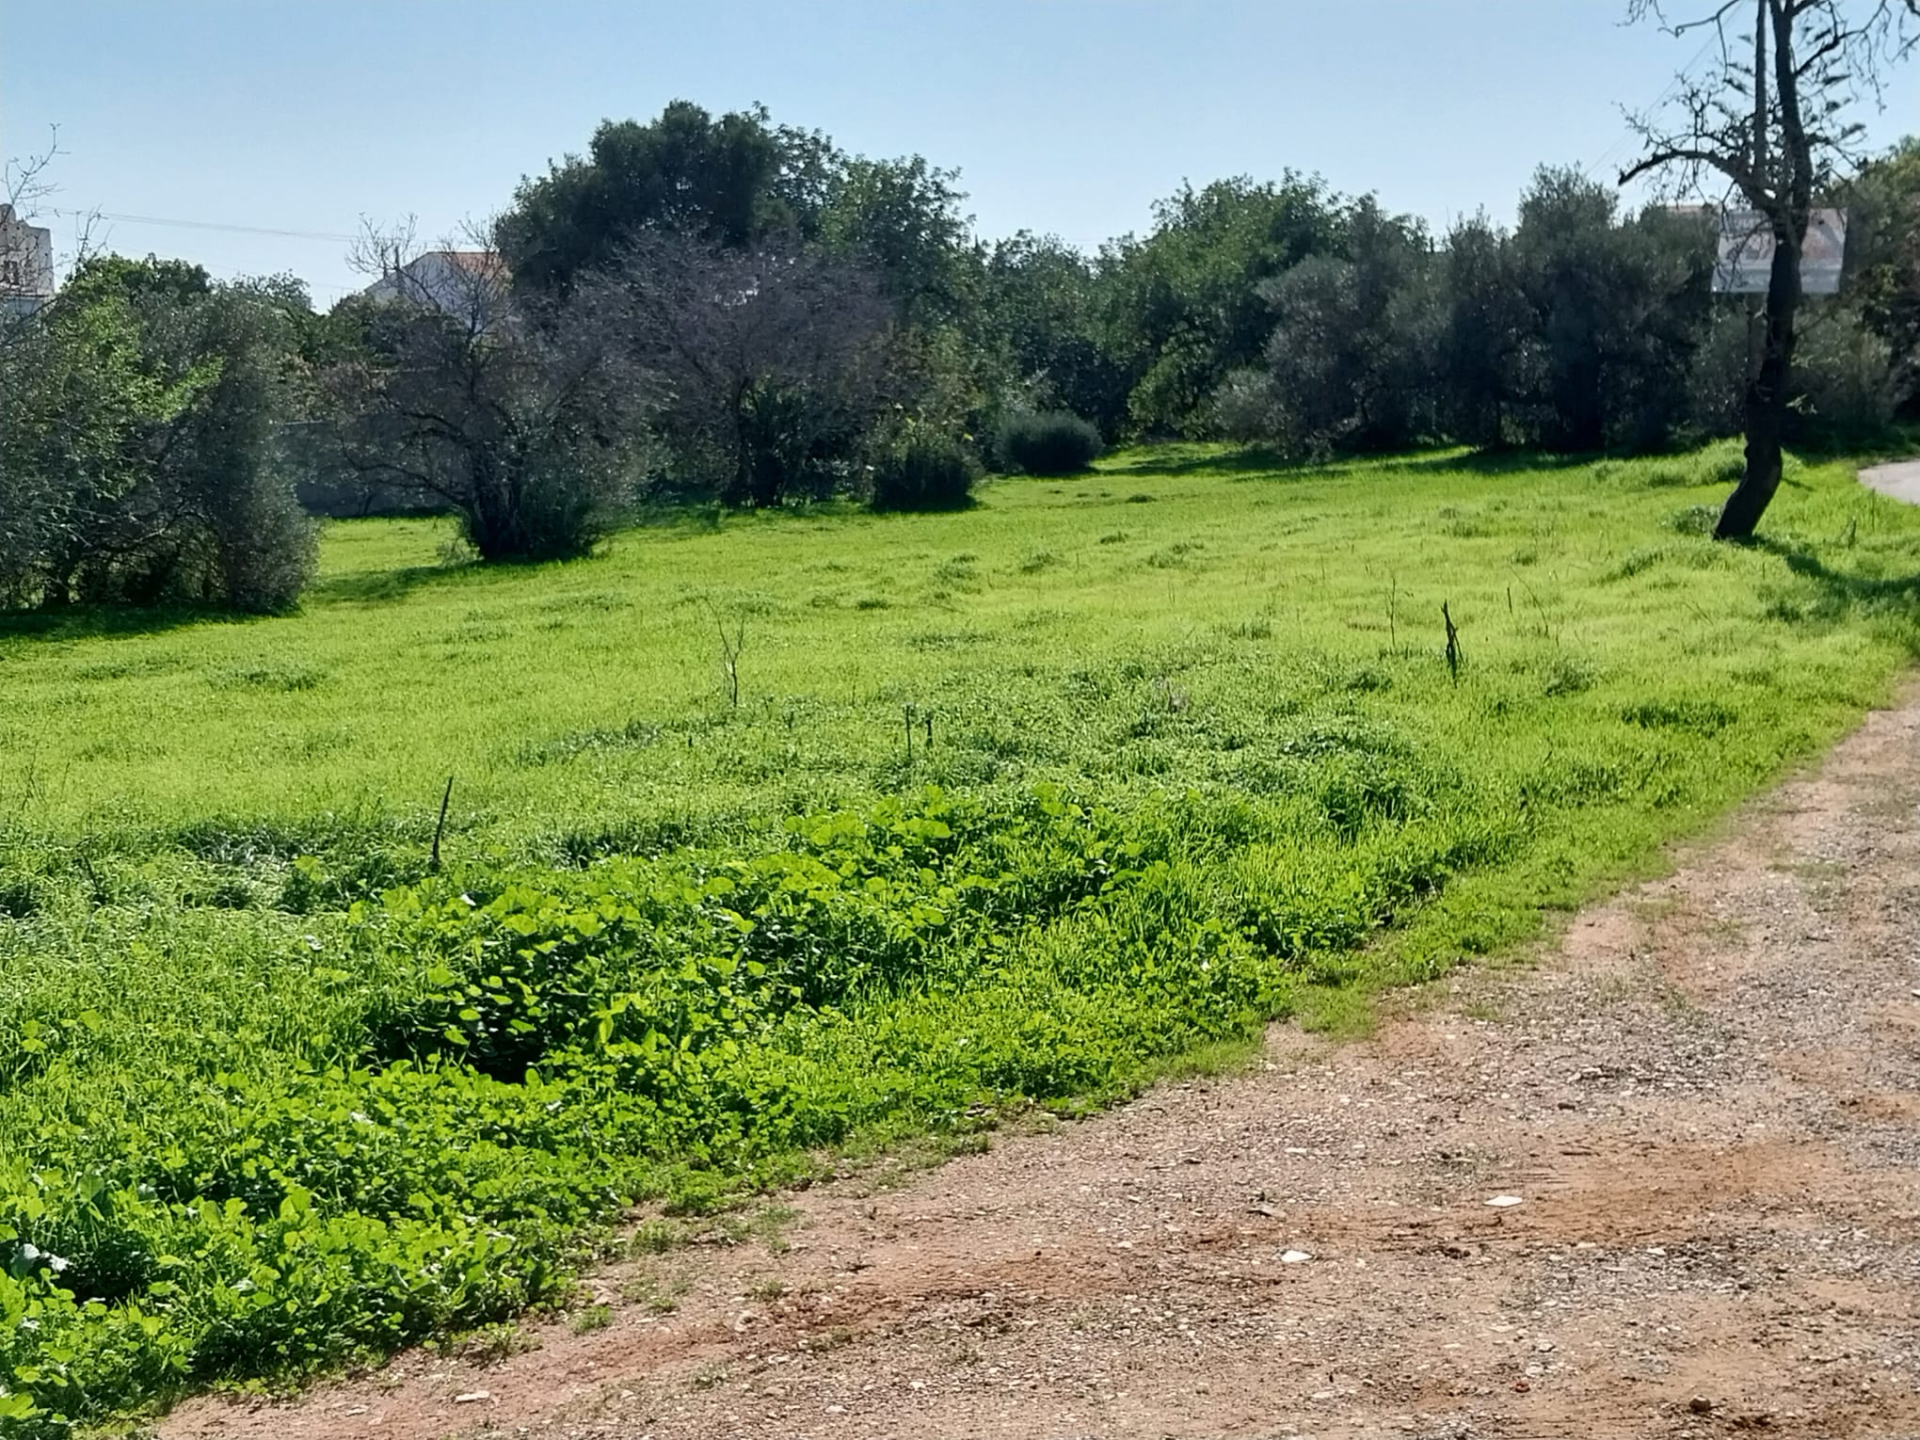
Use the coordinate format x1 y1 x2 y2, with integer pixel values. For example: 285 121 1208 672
1442 602 1462 686
904 703 915 765
430 775 454 872
76 850 107 908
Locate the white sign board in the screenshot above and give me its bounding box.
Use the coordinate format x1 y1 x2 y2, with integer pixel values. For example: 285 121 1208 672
1713 208 1846 295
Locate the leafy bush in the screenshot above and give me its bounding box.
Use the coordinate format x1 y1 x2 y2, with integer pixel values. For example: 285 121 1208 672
997 410 1102 476
869 433 979 512
0 259 319 613
1790 308 1899 445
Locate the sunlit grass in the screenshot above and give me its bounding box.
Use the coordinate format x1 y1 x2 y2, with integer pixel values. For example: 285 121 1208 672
2 439 1918 1430
4 443 1911 853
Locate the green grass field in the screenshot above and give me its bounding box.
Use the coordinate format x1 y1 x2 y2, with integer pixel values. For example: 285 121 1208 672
4 441 1920 1431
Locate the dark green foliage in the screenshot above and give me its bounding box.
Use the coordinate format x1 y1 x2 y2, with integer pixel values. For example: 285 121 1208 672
814 156 975 325
1788 309 1899 443
1437 213 1534 447
869 434 980 512
496 102 793 294
1102 175 1346 436
1215 166 1822 461
1226 159 1915 461
998 411 1103 476
0 258 318 613
1254 197 1441 456
1842 138 1920 417
1507 169 1712 453
980 233 1131 435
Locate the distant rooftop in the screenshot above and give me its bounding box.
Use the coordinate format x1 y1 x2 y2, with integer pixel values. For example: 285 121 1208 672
418 249 507 276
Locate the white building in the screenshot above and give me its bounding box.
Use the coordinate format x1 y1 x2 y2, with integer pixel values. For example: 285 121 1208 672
0 204 54 316
360 249 510 322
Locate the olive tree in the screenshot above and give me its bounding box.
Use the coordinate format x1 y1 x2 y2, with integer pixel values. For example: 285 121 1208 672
0 256 317 612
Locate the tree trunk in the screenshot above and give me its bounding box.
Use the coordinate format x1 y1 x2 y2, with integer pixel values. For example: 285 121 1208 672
725 384 756 508
1716 220 1800 540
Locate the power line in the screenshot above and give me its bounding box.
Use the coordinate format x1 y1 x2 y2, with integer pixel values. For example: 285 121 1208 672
1588 34 1721 182
43 207 359 244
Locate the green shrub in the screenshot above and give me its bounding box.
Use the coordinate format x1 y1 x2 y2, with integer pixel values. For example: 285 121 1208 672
997 411 1102 476
869 434 980 513
1791 310 1899 445
1211 369 1284 444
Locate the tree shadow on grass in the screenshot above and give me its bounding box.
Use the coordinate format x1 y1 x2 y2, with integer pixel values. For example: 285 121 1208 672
1751 535 1920 643
1098 443 1603 484
305 562 483 606
620 497 878 537
0 603 266 647
1374 447 1601 478
1098 445 1304 480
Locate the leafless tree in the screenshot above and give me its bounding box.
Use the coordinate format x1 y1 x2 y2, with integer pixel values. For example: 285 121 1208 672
598 232 897 507
0 129 83 338
324 222 646 559
1621 0 1919 537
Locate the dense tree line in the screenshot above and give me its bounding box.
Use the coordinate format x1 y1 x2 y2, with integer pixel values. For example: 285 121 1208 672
483 104 1918 503
1 99 1914 611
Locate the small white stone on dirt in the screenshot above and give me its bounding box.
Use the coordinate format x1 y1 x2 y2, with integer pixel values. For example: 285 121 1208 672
1485 1195 1524 1208
1281 1249 1312 1264
453 1391 491 1404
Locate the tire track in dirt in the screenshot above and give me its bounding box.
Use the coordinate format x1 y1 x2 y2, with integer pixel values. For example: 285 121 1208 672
165 688 1920 1440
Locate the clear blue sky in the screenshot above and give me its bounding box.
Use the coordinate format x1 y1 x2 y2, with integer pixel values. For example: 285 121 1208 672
4 1 1913 305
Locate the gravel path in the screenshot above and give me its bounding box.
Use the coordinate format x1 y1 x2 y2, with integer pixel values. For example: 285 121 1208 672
1861 459 1920 506
166 689 1920 1440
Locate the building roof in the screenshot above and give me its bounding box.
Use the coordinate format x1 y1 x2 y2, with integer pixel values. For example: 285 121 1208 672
420 249 508 277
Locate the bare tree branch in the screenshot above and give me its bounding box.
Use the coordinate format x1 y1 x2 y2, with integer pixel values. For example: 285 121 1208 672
1620 0 1918 537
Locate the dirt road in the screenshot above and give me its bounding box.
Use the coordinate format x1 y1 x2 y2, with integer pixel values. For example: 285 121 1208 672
166 690 1920 1440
